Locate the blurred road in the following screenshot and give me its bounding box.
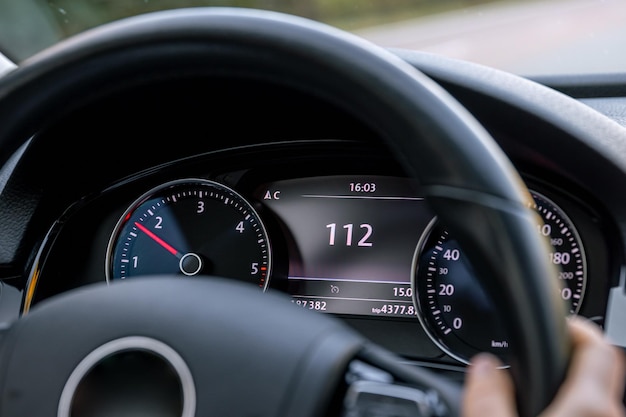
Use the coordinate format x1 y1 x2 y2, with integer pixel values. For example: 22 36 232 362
354 0 626 76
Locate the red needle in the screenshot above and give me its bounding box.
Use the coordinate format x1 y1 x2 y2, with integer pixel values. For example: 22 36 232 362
134 222 182 258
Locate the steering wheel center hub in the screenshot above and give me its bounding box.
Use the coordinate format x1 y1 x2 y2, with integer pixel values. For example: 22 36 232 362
57 336 195 417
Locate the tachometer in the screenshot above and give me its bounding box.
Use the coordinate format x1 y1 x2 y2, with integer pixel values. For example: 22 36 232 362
412 190 586 365
106 179 271 289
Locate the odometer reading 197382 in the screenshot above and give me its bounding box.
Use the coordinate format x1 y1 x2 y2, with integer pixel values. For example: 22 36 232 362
106 178 271 289
413 190 586 365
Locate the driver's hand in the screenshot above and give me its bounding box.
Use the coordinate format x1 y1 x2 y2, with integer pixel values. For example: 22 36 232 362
462 317 626 417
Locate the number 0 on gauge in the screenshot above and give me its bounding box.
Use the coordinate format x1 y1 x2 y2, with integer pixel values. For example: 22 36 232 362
106 178 272 289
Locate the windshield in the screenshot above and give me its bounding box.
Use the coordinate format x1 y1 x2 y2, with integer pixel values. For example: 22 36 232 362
0 0 625 76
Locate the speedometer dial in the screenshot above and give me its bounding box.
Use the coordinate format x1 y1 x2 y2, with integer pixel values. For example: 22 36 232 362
412 190 586 365
106 179 271 289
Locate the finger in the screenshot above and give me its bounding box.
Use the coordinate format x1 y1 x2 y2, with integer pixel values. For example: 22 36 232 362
569 317 625 398
541 317 626 417
463 353 517 417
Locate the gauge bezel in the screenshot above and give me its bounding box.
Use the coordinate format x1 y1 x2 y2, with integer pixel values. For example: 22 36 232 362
105 178 272 289
529 190 588 314
412 190 588 366
411 216 475 366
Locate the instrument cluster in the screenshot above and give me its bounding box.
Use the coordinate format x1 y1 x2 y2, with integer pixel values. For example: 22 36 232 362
25 147 613 368
104 173 587 366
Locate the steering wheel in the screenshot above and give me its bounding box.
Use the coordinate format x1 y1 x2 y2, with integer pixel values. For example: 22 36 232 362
0 8 569 417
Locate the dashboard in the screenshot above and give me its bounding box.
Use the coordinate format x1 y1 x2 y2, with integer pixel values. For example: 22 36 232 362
1 12 626 414
14 133 619 370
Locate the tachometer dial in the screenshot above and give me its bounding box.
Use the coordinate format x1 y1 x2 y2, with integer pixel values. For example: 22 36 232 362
412 190 586 365
106 179 271 289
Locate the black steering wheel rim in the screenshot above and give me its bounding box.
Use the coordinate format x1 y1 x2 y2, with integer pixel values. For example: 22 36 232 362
0 8 569 417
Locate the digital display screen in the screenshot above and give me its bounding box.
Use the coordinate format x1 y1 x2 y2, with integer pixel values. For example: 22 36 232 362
256 175 433 318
